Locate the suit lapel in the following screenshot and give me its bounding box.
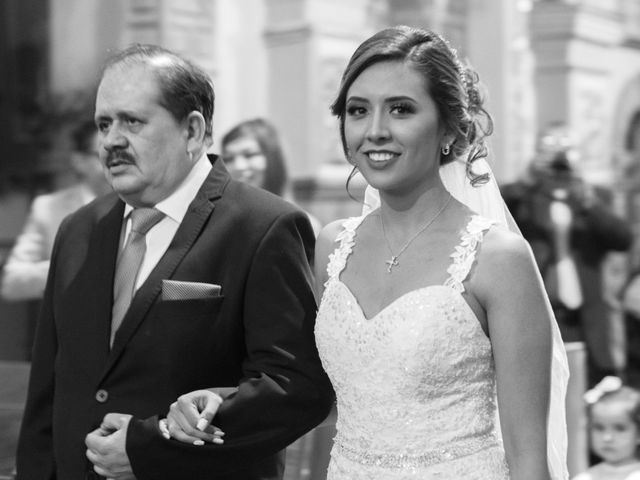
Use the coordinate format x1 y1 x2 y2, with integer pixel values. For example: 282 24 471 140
83 197 124 375
100 158 228 380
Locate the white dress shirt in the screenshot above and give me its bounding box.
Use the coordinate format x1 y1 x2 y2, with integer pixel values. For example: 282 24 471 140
120 153 212 291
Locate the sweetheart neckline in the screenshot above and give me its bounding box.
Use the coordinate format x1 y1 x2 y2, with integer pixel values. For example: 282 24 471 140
330 278 482 326
326 280 490 341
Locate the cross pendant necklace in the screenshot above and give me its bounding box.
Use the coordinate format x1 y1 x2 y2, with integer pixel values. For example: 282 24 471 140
385 256 399 273
380 195 452 274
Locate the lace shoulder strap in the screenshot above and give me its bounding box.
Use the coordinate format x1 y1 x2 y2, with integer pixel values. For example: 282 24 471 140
325 215 366 286
444 215 494 293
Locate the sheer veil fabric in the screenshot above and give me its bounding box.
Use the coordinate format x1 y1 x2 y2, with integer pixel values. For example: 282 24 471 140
361 158 570 480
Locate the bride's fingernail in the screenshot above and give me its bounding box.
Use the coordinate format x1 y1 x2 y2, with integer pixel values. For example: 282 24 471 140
212 437 224 444
159 419 170 439
193 439 205 446
196 418 209 431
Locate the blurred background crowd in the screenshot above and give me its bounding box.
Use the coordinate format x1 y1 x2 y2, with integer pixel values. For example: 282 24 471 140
0 0 639 478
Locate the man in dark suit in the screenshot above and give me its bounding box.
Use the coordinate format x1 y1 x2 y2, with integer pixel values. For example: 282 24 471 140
15 44 333 480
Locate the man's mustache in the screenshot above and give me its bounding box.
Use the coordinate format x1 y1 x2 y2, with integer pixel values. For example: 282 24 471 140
105 151 135 166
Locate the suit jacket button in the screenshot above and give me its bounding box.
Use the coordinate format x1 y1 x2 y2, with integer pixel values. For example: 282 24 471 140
95 389 109 403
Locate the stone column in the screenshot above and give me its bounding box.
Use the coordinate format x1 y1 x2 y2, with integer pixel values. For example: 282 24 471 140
385 0 468 52
465 0 535 183
123 0 217 78
263 0 374 221
530 0 623 181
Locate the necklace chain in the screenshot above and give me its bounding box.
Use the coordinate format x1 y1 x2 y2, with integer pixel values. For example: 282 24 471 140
380 195 452 273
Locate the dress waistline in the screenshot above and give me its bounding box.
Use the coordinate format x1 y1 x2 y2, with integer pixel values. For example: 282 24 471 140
334 433 499 469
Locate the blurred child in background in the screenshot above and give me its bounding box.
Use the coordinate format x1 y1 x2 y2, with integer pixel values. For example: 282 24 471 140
573 376 640 480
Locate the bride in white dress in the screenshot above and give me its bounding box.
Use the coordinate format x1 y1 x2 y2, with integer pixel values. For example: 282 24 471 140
313 26 569 479
159 24 569 480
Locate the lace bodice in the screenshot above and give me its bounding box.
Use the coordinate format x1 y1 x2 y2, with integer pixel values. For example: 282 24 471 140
315 214 510 479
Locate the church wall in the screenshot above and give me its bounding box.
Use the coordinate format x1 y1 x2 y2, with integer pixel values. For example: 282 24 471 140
42 0 640 214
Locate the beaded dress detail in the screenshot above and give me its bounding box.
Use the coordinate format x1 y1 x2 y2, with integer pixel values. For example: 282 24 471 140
315 214 510 479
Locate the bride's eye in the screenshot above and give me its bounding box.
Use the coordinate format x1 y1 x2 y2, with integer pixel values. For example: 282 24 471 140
390 102 415 116
347 105 367 117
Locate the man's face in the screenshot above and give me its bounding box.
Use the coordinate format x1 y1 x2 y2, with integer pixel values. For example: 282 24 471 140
95 63 193 207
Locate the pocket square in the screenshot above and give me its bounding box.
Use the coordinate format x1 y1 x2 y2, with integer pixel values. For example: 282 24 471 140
162 280 221 300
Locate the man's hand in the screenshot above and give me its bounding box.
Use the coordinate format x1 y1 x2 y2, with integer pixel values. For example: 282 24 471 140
86 413 135 480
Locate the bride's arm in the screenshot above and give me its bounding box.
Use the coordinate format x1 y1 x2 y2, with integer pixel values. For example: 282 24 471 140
472 227 554 480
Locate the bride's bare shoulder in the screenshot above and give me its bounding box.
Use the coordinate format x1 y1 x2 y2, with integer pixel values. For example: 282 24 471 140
474 224 541 290
481 225 532 261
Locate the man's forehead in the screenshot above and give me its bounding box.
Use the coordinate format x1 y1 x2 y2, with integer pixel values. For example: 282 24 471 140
95 59 171 117
104 55 173 77
102 61 153 82
98 64 159 100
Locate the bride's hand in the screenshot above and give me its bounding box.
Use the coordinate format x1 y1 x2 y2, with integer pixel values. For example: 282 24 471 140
162 387 236 445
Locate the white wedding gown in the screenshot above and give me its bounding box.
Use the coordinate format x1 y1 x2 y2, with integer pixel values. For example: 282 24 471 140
315 214 511 479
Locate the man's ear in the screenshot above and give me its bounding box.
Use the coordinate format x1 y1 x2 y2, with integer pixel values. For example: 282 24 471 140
185 111 206 155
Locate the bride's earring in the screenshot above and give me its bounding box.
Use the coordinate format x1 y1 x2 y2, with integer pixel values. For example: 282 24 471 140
441 144 450 156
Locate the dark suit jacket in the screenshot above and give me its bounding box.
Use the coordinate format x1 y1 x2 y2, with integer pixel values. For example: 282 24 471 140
16 156 334 480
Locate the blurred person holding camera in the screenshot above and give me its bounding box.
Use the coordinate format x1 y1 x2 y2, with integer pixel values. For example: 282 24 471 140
503 124 632 387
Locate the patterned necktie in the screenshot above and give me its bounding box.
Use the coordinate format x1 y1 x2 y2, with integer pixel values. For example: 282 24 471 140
110 208 165 347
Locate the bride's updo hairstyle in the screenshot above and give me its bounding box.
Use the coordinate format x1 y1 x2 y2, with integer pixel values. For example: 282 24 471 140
331 25 493 186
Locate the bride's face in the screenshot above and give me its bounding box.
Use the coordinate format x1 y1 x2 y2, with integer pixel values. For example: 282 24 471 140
344 60 445 195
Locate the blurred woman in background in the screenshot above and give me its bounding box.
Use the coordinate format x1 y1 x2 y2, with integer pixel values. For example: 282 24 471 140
221 118 322 235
